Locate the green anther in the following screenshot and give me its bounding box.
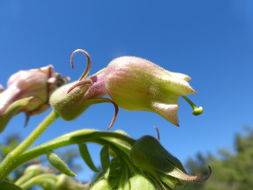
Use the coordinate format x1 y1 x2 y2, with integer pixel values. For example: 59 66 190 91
182 96 203 115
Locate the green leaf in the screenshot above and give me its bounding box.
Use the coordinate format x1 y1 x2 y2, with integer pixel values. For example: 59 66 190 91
106 158 122 189
100 146 110 171
47 151 76 177
0 180 23 190
0 97 33 133
78 143 99 172
129 135 208 186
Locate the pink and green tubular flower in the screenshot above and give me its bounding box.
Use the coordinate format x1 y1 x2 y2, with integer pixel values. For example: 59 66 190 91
50 49 203 128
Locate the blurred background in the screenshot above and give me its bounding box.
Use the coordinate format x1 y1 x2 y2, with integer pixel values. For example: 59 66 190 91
0 0 253 189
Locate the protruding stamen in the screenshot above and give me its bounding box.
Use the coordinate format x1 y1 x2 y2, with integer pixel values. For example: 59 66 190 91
67 79 93 94
70 49 91 80
97 98 119 129
182 96 203 116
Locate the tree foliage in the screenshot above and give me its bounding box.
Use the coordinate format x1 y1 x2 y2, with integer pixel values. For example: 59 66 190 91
181 127 253 190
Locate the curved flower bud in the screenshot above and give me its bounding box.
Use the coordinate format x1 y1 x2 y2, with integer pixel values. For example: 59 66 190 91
50 80 118 129
103 56 196 126
0 65 68 132
50 50 118 129
50 80 93 120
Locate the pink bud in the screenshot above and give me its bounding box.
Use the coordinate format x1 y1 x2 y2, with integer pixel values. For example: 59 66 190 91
0 65 68 132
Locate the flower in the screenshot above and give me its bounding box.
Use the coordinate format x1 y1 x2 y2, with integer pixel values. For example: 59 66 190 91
103 56 197 126
50 49 202 128
0 65 68 132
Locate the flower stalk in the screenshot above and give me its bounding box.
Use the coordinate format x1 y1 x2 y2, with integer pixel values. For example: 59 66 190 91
0 111 59 181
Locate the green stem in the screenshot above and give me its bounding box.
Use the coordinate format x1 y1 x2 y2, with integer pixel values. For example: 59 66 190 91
0 110 59 181
5 130 135 176
15 172 35 186
1 130 134 178
20 174 56 189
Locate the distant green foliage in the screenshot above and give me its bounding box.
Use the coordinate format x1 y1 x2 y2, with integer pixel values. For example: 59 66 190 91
0 134 20 161
181 127 253 190
0 134 26 181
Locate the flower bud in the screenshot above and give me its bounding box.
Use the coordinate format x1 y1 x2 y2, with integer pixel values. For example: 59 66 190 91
47 151 76 177
49 81 93 121
90 178 111 190
0 65 68 132
56 174 89 190
123 175 156 190
50 73 118 128
15 164 46 186
24 164 43 176
103 56 196 126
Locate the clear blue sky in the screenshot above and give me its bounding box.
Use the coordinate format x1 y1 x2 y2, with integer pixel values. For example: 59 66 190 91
1 0 253 180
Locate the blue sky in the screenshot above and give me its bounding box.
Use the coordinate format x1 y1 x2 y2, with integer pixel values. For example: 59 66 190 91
1 0 253 180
